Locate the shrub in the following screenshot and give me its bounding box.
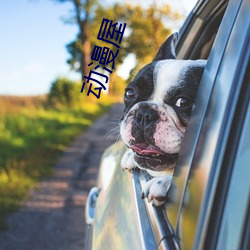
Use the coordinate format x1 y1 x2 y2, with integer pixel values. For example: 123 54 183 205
48 77 83 107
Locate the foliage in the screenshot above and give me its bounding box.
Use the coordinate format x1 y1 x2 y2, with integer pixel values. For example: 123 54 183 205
109 72 126 101
0 96 112 230
62 2 175 99
48 77 83 107
65 3 173 76
122 4 172 65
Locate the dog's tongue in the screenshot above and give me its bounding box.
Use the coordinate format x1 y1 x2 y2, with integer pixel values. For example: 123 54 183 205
130 143 163 155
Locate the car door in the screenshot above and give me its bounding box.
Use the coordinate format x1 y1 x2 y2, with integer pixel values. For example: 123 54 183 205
166 0 250 248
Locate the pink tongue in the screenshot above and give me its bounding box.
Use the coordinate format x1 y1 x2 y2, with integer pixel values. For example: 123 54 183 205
130 143 163 156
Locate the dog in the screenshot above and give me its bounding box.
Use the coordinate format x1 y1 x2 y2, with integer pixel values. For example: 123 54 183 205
120 33 206 206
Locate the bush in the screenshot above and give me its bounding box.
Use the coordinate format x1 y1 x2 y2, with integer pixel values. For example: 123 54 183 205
48 77 83 107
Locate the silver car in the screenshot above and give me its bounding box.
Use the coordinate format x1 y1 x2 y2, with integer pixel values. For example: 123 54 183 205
85 0 250 249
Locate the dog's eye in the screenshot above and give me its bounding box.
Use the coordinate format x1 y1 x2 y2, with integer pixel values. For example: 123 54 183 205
125 89 136 100
175 97 192 108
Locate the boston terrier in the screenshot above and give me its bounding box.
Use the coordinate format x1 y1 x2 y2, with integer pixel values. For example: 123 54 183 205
120 33 206 206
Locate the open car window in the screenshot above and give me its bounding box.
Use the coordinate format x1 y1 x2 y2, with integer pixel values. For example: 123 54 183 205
137 0 229 217
166 0 229 229
137 0 249 248
135 0 231 247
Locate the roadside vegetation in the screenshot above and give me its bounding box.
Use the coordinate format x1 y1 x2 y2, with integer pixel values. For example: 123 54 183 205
0 0 181 231
0 78 114 230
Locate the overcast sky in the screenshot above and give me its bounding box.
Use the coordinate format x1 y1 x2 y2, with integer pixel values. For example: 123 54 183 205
0 0 197 95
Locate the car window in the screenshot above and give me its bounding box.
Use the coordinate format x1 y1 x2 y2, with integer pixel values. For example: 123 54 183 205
166 0 231 231
134 1 231 248
216 78 250 250
165 0 249 248
177 0 228 60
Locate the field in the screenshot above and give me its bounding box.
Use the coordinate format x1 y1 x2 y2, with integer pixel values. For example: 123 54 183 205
0 95 112 229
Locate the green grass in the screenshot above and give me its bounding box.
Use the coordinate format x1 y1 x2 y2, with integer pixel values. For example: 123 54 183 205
0 97 112 230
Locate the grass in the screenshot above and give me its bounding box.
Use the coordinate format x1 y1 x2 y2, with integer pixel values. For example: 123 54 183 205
0 95 113 230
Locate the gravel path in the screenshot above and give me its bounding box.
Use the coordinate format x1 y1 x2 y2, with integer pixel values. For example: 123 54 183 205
0 103 123 250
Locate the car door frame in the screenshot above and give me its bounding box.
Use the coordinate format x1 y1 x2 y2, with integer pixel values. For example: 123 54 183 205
166 0 250 248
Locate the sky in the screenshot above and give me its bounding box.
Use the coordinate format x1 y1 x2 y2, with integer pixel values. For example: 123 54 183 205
0 0 197 96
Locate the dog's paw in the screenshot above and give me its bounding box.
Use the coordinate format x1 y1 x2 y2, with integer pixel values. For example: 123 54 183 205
141 175 172 206
121 149 135 172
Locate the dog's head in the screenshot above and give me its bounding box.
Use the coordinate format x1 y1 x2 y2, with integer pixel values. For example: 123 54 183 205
120 33 206 174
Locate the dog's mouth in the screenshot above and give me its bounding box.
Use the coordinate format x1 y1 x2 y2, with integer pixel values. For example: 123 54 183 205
129 143 178 166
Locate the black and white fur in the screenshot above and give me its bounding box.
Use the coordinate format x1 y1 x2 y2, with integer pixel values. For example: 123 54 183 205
120 33 206 206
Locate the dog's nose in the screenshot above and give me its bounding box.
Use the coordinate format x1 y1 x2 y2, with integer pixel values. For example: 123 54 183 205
135 109 159 130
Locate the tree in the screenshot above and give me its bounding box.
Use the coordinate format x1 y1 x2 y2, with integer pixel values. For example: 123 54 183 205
117 4 172 81
65 3 173 79
55 2 177 97
48 77 83 107
53 0 98 83
65 3 127 73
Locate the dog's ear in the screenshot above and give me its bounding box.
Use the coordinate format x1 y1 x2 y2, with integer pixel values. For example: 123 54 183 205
153 32 179 61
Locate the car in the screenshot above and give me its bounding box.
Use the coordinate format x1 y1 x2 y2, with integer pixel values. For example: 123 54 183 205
85 0 250 249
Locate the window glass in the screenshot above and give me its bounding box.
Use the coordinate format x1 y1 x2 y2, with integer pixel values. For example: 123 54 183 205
216 95 250 249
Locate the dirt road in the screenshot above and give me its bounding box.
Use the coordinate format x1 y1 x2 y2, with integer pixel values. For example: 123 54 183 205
0 103 123 250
